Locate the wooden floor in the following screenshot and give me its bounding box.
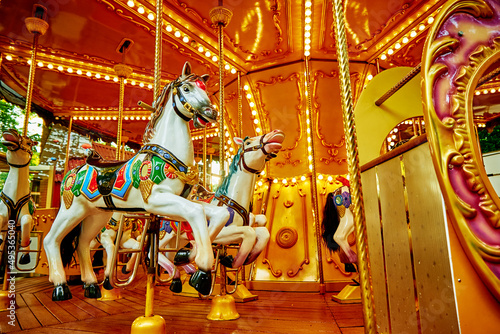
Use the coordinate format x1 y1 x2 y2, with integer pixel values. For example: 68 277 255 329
1 274 364 334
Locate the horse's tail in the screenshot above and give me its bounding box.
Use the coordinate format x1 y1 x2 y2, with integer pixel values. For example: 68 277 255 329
321 192 340 252
61 223 82 267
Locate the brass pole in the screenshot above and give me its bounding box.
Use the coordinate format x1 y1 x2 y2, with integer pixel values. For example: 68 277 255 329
63 117 73 176
153 0 163 102
332 0 375 333
237 71 242 138
305 57 324 293
375 64 421 106
203 128 207 188
116 77 125 160
23 34 39 136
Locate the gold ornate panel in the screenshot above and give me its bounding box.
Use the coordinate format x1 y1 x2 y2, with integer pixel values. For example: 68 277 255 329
422 0 500 301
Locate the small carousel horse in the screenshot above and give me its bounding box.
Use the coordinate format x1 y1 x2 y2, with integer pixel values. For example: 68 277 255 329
158 130 285 291
0 129 37 264
44 62 230 301
321 176 358 265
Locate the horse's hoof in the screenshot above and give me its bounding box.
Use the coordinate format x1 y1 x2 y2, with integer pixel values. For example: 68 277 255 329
189 270 211 295
19 253 31 265
345 263 357 273
174 248 191 265
83 283 102 298
103 277 114 290
122 265 131 274
169 278 183 293
52 283 72 301
220 255 234 268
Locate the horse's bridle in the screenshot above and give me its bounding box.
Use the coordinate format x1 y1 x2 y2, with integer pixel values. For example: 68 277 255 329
5 139 33 168
238 135 278 174
171 75 210 123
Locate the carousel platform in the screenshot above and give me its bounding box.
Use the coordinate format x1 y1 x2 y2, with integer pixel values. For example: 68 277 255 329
0 273 364 333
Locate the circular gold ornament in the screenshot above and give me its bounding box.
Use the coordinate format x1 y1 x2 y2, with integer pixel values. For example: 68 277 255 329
276 227 298 249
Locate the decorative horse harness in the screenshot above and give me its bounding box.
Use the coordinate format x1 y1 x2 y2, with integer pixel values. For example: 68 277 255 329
0 192 34 224
215 134 279 227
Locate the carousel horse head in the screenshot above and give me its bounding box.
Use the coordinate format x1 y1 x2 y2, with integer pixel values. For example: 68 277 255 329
144 62 216 143
2 129 38 168
232 129 285 174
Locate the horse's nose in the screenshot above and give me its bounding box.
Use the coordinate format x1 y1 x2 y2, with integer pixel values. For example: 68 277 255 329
205 107 217 119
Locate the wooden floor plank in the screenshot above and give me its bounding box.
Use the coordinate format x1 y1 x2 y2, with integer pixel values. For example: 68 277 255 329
21 293 61 327
34 292 78 323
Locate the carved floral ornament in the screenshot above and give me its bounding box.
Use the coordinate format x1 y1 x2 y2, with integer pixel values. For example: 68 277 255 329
422 0 500 301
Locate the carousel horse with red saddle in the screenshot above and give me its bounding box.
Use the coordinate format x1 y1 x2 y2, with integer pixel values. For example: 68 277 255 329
44 62 231 301
0 129 37 267
158 130 285 292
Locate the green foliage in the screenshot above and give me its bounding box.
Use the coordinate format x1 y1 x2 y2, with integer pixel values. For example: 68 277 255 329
478 127 500 154
0 100 23 152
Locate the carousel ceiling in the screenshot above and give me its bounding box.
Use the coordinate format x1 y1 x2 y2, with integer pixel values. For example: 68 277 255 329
1 0 499 177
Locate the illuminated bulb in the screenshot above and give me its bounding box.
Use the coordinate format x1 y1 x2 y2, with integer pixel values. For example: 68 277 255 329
253 119 259 124
249 102 255 107
5 55 12 61
273 179 278 184
282 179 288 185
491 89 496 93
380 54 387 60
475 91 481 95
367 74 373 80
148 84 153 89
225 64 230 70
387 49 394 55
256 127 261 133
166 25 173 32
124 79 127 84
130 116 135 120
410 31 417 38
231 68 236 74
246 93 252 99
305 24 311 31
67 68 73 73
138 6 145 14
174 31 181 38
251 110 257 115
205 51 211 57
198 46 204 53
95 73 101 78
305 1 312 7
212 55 218 62
139 82 144 87
258 181 263 186
394 128 398 133
327 176 333 182
301 176 306 181
309 164 312 170
244 85 249 90
84 116 88 120
305 44 311 51
183 36 189 43
304 50 310 56
89 116 94 120
305 9 312 16
292 178 297 183
395 43 401 49
392 134 396 139
27 59 31 65
77 69 82 75
402 37 409 43
106 116 111 120
148 13 154 20
142 116 146 120
318 174 323 180
419 24 425 31
304 31 311 38
127 0 134 7
37 61 43 67
95 117 100 120
428 17 434 24
483 89 488 94
305 38 311 44
105 75 110 80
124 116 129 120
47 64 54 69
58 65 63 71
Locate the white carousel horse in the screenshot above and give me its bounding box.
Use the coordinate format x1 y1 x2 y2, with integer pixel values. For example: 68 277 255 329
0 129 37 265
321 177 358 265
158 130 285 292
44 62 230 301
89 212 143 289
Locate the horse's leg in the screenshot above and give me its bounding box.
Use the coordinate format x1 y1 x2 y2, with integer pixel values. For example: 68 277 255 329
145 192 213 294
213 225 257 268
121 236 140 272
77 212 112 298
200 203 230 241
100 228 116 290
44 205 89 301
333 210 357 263
244 226 270 265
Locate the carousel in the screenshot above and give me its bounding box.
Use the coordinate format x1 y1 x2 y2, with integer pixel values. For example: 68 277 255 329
1 0 500 333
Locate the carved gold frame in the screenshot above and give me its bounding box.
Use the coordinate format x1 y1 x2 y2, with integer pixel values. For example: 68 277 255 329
422 0 500 301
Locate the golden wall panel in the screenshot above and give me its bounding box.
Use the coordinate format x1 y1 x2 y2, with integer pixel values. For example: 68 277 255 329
377 157 419 334
404 144 459 333
361 167 390 334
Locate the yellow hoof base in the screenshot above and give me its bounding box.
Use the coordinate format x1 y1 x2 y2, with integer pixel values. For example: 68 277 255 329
131 315 166 334
207 294 240 320
99 286 122 301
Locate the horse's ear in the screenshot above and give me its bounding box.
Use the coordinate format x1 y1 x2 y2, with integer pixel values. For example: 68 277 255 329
233 137 243 146
201 74 210 83
182 62 192 78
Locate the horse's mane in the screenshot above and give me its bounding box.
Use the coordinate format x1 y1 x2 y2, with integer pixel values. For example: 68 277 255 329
321 192 341 252
215 145 243 197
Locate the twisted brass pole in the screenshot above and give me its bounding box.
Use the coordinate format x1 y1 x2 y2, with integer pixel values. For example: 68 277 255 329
203 128 207 188
154 0 163 102
116 77 125 160
375 63 421 106
218 23 225 180
305 57 325 293
332 0 375 333
63 117 73 176
23 34 39 136
238 71 242 138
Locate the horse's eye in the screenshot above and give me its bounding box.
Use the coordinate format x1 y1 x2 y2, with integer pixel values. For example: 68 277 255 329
245 141 251 145
183 85 190 92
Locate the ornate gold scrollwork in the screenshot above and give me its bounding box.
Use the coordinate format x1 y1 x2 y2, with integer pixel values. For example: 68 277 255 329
422 0 500 301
